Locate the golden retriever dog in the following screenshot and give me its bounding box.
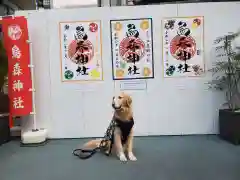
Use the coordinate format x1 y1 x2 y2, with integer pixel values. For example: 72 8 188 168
81 92 137 162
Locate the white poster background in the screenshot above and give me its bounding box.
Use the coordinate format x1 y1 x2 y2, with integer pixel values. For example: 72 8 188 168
59 21 103 82
110 18 154 80
162 17 204 77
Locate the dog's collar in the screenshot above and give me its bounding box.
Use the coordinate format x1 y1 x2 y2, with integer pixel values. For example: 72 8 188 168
114 117 134 122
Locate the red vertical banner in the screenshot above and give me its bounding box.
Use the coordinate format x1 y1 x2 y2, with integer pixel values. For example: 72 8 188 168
2 16 33 117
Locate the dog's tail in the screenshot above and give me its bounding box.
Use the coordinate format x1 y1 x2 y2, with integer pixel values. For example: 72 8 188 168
82 139 103 149
73 138 112 159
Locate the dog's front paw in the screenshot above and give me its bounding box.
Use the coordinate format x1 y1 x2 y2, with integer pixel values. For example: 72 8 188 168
128 152 137 161
119 152 128 162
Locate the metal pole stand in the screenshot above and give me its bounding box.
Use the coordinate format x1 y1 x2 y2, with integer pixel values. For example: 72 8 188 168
20 38 48 146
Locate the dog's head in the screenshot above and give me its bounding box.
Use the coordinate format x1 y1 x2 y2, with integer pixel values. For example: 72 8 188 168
112 92 132 110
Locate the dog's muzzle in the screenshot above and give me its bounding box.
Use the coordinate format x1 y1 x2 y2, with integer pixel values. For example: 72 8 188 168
112 103 121 110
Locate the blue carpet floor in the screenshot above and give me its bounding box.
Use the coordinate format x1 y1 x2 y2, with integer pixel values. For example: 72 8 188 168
0 135 240 180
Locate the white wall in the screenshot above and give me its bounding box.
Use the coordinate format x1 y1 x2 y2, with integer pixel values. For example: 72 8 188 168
52 0 98 8
16 2 240 139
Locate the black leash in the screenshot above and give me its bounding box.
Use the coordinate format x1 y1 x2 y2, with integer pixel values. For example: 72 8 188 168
73 119 116 160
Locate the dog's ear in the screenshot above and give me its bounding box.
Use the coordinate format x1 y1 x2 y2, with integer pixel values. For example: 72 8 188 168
126 96 132 107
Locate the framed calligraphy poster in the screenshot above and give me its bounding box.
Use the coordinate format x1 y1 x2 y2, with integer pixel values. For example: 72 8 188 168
59 20 103 82
162 16 204 77
110 18 154 80
2 16 33 116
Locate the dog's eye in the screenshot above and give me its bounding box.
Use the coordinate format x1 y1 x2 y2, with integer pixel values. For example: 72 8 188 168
118 96 122 99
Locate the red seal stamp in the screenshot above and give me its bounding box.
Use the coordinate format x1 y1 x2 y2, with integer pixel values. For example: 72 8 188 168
89 23 98 32
119 37 145 63
170 35 196 61
8 25 22 40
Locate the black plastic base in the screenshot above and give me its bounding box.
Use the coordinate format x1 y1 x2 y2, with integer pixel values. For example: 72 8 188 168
219 109 240 145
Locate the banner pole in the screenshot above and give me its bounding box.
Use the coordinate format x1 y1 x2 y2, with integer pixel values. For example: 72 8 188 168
27 40 37 130
35 0 38 10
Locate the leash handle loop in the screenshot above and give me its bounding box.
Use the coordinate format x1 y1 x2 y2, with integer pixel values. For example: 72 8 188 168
73 148 98 160
73 119 116 160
